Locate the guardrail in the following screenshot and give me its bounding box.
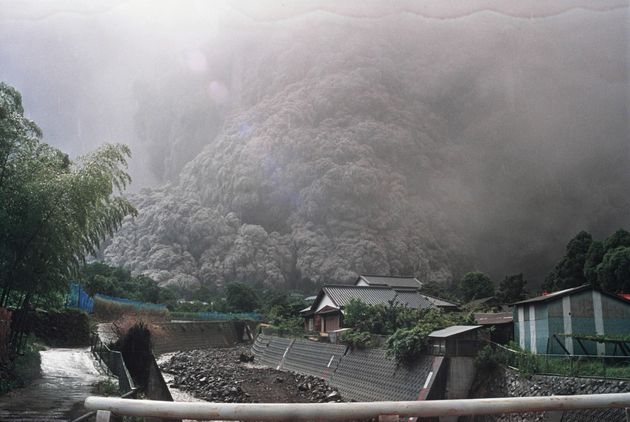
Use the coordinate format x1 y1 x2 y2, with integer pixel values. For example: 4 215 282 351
71 337 139 422
85 393 630 420
91 336 136 395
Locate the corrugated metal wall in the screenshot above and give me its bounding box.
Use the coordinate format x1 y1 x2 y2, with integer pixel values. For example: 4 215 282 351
251 335 439 402
515 290 630 355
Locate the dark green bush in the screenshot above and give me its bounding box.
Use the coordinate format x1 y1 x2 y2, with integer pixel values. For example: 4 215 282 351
340 330 374 349
0 336 42 395
31 309 90 347
385 309 474 365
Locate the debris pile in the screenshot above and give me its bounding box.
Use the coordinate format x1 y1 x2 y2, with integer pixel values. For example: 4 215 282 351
159 346 344 404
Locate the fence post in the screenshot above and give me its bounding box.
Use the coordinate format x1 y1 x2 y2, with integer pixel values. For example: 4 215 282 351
95 410 112 422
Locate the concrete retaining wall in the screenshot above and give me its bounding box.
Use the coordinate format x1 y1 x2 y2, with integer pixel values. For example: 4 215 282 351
251 335 441 402
152 322 239 355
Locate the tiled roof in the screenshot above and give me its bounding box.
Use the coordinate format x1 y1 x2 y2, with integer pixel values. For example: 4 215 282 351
393 290 433 309
357 275 423 289
420 293 459 308
323 285 397 307
318 285 453 311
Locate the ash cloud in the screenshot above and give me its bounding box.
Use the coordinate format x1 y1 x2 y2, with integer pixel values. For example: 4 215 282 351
1 1 628 288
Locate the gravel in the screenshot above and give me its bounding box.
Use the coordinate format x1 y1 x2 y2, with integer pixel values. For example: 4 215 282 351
159 346 346 404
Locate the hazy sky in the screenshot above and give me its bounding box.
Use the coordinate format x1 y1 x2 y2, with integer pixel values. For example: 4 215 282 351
1 1 626 181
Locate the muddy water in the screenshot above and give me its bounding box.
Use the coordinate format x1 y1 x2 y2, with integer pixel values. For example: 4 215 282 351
0 347 108 421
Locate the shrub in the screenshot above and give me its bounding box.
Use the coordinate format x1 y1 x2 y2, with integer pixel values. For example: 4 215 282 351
475 344 502 372
93 379 119 396
0 335 42 395
385 309 474 365
340 330 374 349
386 325 432 365
31 309 90 347
112 322 152 387
343 299 422 335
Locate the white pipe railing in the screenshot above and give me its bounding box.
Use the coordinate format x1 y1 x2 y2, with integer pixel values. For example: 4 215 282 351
86 393 630 420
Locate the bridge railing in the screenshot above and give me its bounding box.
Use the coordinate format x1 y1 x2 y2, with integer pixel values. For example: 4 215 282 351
85 393 630 421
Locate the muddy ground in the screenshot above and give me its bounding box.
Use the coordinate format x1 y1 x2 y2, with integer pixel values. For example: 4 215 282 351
159 346 344 404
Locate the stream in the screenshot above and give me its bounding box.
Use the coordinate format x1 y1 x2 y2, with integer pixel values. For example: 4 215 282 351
0 347 107 421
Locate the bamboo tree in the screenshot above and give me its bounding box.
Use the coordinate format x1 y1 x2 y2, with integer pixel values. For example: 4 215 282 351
0 82 137 320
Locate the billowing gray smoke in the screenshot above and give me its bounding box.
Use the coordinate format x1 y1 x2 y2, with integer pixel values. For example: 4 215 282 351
1 2 628 289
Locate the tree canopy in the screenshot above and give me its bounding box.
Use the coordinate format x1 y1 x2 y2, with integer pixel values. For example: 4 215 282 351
225 282 259 312
458 272 495 302
0 82 136 309
543 231 592 291
78 262 168 304
496 273 527 304
544 229 630 293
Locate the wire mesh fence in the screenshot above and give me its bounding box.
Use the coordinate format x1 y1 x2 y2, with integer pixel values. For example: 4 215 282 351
488 341 630 379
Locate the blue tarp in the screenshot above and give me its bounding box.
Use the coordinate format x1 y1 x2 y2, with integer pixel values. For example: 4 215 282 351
66 282 94 313
170 311 263 321
94 293 168 311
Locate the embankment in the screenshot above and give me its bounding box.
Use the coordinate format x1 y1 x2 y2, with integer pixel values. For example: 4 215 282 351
151 321 252 355
251 334 445 402
469 366 630 422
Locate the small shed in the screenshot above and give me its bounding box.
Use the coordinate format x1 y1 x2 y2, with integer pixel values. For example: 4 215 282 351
428 325 483 357
474 312 514 344
513 285 630 355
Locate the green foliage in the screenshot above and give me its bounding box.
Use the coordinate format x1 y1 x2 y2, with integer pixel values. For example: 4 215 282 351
93 379 119 397
262 291 308 335
113 322 152 387
496 273 527 304
489 342 630 379
458 272 495 302
419 280 459 303
595 246 630 293
543 231 592 291
79 262 169 304
603 229 630 252
0 336 42 395
584 240 604 286
545 229 630 293
386 309 473 365
31 309 91 347
225 282 259 312
0 83 136 314
386 324 433 365
343 299 422 335
475 344 502 372
262 291 308 317
340 330 375 349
